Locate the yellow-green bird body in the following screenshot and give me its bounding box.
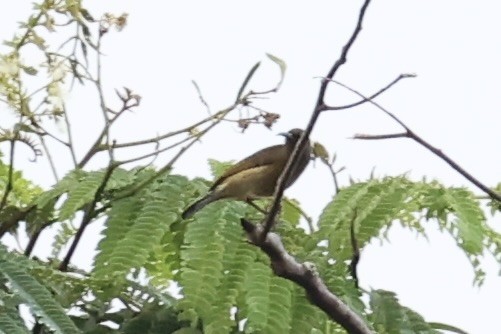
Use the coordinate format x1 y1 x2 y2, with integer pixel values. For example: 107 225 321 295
182 128 311 219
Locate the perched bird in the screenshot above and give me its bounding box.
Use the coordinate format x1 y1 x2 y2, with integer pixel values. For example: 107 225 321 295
181 128 311 219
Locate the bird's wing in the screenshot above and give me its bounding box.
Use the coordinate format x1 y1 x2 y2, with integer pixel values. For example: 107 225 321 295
210 144 287 191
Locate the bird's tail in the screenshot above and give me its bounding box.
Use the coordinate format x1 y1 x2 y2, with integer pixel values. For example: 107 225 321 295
181 193 216 219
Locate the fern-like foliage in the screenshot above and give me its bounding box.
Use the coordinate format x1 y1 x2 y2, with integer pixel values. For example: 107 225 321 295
316 177 500 285
178 202 244 330
289 285 326 334
176 180 340 334
57 170 106 221
369 290 440 334
35 169 85 209
207 158 235 179
0 248 81 334
0 305 28 334
92 175 189 284
243 262 293 333
0 160 43 207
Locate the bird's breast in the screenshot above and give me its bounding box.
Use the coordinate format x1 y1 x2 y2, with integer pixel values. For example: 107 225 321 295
214 164 283 200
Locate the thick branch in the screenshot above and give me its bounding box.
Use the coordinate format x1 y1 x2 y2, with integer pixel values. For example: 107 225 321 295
262 0 373 238
241 219 372 334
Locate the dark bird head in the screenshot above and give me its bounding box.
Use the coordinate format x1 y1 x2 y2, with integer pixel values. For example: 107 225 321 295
278 128 304 146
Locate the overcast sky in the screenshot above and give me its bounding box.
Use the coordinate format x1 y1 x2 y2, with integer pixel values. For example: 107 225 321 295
1 1 501 333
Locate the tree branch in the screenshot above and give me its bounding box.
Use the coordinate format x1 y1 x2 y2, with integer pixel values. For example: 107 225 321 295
58 163 116 271
241 219 372 334
323 73 415 111
330 79 501 203
261 0 373 239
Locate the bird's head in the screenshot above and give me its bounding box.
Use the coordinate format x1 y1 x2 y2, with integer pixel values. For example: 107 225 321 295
279 128 305 145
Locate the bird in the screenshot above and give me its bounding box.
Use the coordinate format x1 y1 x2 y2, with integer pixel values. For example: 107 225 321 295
181 128 311 219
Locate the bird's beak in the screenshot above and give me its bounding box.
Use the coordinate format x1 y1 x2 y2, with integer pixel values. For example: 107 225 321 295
278 132 292 139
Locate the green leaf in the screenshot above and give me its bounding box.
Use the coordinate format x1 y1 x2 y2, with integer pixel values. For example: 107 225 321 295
243 263 294 334
369 289 441 334
0 312 29 334
445 188 484 254
58 170 105 221
93 175 188 282
207 159 233 180
289 286 324 333
236 61 260 101
35 170 84 208
281 198 302 226
21 65 38 75
0 260 81 334
266 53 287 90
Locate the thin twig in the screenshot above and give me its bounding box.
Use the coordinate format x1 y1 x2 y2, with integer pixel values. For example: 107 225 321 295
319 158 344 195
39 136 59 182
35 126 71 148
59 163 117 271
104 107 230 151
63 103 78 167
262 0 373 240
192 80 211 115
116 134 194 166
323 73 416 111
330 79 501 203
113 119 221 201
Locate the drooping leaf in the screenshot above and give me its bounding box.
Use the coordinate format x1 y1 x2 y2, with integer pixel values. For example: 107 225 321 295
0 259 81 334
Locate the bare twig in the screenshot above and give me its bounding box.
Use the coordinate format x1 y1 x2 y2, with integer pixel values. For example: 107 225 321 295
262 0 373 239
108 107 232 152
241 219 372 334
319 157 344 195
323 73 416 111
62 103 78 167
39 136 59 182
192 80 211 115
113 118 222 201
77 87 139 168
116 134 194 166
331 79 501 203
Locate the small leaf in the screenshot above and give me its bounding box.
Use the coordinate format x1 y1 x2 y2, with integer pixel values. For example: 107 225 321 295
79 8 95 22
0 260 81 334
266 53 287 90
312 141 329 162
207 159 234 179
21 66 38 76
236 61 261 101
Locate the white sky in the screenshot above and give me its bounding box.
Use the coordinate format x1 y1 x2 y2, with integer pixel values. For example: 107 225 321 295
1 1 501 333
